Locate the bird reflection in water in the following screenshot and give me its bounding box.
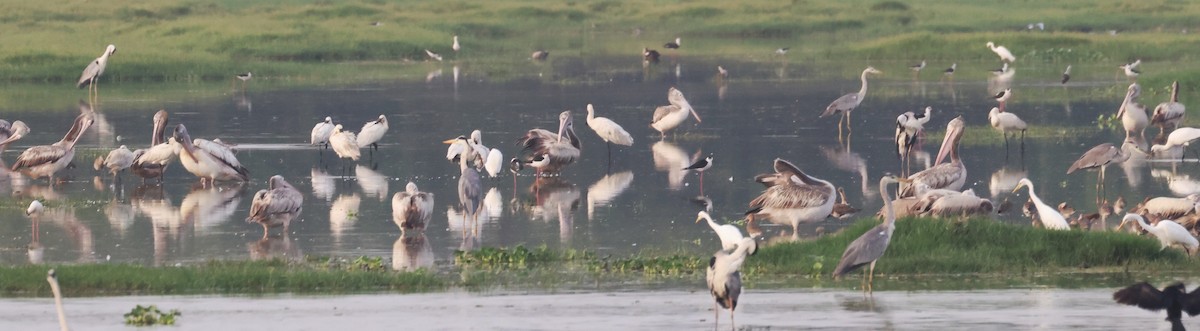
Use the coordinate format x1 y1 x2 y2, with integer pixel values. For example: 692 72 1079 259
134 184 186 266
839 293 886 313
330 193 361 244
249 234 303 262
392 233 434 272
40 207 96 264
528 177 580 243
311 167 336 202
355 165 389 201
104 198 136 236
181 182 244 234
820 145 874 201
587 171 634 220
651 141 694 191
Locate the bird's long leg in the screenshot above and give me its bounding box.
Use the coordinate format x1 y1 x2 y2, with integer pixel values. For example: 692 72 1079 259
867 260 877 293
837 113 845 143
846 111 853 134
713 301 719 330
699 172 705 196
729 308 735 331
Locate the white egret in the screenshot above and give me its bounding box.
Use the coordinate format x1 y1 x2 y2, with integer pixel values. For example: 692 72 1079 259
1120 214 1198 255
1011 178 1070 230
696 211 744 250
986 41 1015 62
585 104 633 158
988 107 1026 150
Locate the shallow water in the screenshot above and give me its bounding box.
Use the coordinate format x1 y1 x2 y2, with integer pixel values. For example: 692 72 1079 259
0 288 1183 330
0 59 1187 267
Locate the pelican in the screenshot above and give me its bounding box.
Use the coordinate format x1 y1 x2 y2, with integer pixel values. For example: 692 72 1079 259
0 120 30 151
1012 178 1070 230
986 41 1016 62
642 47 660 64
77 44 117 96
247 175 302 237
820 67 882 135
651 87 702 138
988 107 1027 149
12 111 94 180
1119 63 1140 80
909 60 926 74
357 114 388 150
899 116 966 198
1061 65 1072 84
914 188 994 218
992 88 1013 111
46 269 69 331
1138 195 1200 221
517 110 581 174
895 106 931 175
1151 81 1186 136
310 116 334 148
174 124 249 185
131 110 178 182
585 104 633 157
745 158 836 234
531 50 549 61
1151 127 1200 160
393 182 434 234
943 63 956 77
696 211 744 250
1113 282 1200 328
101 145 135 176
329 124 361 162
1068 143 1130 192
833 175 905 292
452 35 460 52
1118 83 1148 143
706 237 756 331
1120 214 1198 255
425 49 442 61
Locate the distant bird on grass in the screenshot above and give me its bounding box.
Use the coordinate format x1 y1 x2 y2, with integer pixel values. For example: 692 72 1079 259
909 60 926 76
775 47 790 56
943 63 956 77
664 37 681 49
1061 65 1072 84
425 49 443 62
531 50 549 61
986 41 1016 63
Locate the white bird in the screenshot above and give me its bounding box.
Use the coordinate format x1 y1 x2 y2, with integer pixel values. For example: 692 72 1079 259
775 47 790 56
101 145 136 176
131 110 178 182
247 175 304 237
0 120 30 152
517 111 581 174
585 104 633 156
986 41 1016 62
1118 83 1148 143
485 148 503 178
821 67 882 135
1151 127 1200 160
393 182 435 233
895 106 931 176
651 87 702 138
12 110 94 180
425 49 442 61
1152 81 1186 135
452 35 461 52
174 124 249 185
696 211 744 250
1012 178 1070 230
909 60 926 73
988 107 1027 149
77 44 118 95
900 117 967 198
310 116 334 148
1120 214 1198 255
356 114 388 150
1119 63 1141 80
46 269 69 331
706 237 756 331
329 124 361 162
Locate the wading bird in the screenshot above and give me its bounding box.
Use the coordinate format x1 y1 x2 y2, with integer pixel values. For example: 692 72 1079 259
131 110 177 182
1119 83 1148 144
684 155 713 194
310 117 334 149
518 111 581 174
329 124 361 163
988 107 1027 150
696 211 744 250
425 49 442 61
531 50 549 61
706 237 756 331
1138 195 1200 221
47 269 69 331
833 175 905 292
1068 143 1130 193
1061 65 1072 84
1120 63 1141 80
1114 281 1200 329
12 110 94 181
357 114 388 151
943 63 956 77
909 60 926 76
247 175 303 238
101 145 135 177
775 47 790 56
900 116 966 197
453 137 484 227
651 87 702 138
642 47 660 64
1012 178 1070 230
992 88 1012 111
746 158 837 234
585 104 633 159
452 35 460 52
393 182 434 234
235 72 252 91
1151 127 1200 160
1119 214 1198 255
77 44 117 99
986 41 1016 62
174 124 249 186
913 188 994 218
0 120 30 152
664 37 680 49
895 107 931 176
1152 81 1186 137
821 67 882 136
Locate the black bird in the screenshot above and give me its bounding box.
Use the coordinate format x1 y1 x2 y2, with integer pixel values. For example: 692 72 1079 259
684 155 713 194
664 37 681 49
1114 282 1200 330
1062 65 1072 84
643 48 660 64
943 63 956 76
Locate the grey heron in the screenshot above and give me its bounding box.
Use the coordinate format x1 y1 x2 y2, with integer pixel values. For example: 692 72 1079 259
101 145 136 176
517 111 581 174
47 269 69 331
247 175 303 238
820 67 882 136
1069 143 1130 194
895 106 931 176
174 124 249 186
745 158 836 235
310 116 334 149
1151 127 1200 160
1119 214 1198 255
131 110 177 182
584 104 633 159
1113 282 1200 328
356 114 388 151
899 116 966 198
706 237 756 331
664 37 680 49
650 87 702 138
12 110 94 181
1011 178 1070 230
453 136 484 228
833 174 905 292
988 107 1027 150
1118 83 1148 144
1061 65 1072 84
696 211 744 250
393 182 434 234
1151 81 1185 137
986 41 1016 62
77 44 117 99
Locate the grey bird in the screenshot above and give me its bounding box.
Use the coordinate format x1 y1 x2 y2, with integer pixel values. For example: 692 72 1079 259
706 237 757 331
246 175 303 238
833 175 907 292
821 67 883 136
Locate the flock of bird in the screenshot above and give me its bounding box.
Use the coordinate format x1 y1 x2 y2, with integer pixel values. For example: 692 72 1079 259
19 37 1200 330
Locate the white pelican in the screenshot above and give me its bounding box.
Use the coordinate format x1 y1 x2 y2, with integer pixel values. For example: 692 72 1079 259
986 41 1016 62
643 47 660 64
77 44 117 95
310 116 334 148
329 124 361 162
174 124 249 185
131 110 177 182
834 175 905 292
101 145 135 176
696 211 744 250
1061 65 1072 84
1120 214 1198 255
452 35 460 52
466 130 504 177
1151 127 1200 160
1138 195 1200 221
247 175 303 237
1152 81 1186 136
585 104 634 156
988 107 1027 149
651 87 702 138
0 120 30 152
12 111 94 180
664 37 681 49
392 182 434 233
425 49 442 61
745 158 836 234
1011 178 1070 230
1119 63 1140 80
1118 83 1148 143
46 269 69 331
356 114 388 150
1068 143 1129 191
518 110 581 174
821 67 882 134
899 116 966 198
706 237 756 330
895 106 931 175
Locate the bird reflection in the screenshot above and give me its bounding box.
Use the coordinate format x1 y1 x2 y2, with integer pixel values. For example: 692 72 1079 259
820 145 874 201
233 94 252 112
248 234 303 261
330 193 361 241
181 182 244 234
355 165 389 201
1120 141 1148 188
447 206 484 251
839 294 886 313
392 234 434 272
587 171 634 220
311 167 336 202
425 68 442 83
134 184 185 266
103 199 136 236
651 141 692 190
483 187 503 220
529 177 580 243
41 208 96 263
1151 167 1200 196
989 167 1027 199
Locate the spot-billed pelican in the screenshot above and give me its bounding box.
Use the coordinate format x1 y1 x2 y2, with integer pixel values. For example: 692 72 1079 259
329 124 361 162
531 50 549 61
643 47 660 64
0 120 29 152
988 107 1026 149
131 111 178 182
1114 282 1200 328
47 269 69 331
895 106 931 175
1152 127 1200 160
821 67 882 135
706 237 756 331
651 87 702 138
1120 214 1198 255
834 175 905 292
452 35 460 52
357 114 388 151
174 124 249 185
247 175 303 237
393 182 434 234
1061 65 1072 84
992 88 1012 111
425 49 442 61
1152 81 1186 136
12 111 94 181
586 104 633 157
1068 143 1129 192
986 41 1016 62
914 188 994 218
77 44 117 96
1011 178 1070 230
1138 195 1200 221
310 116 334 148
518 111 581 174
745 158 836 234
696 211 744 250
101 145 135 176
899 116 966 198
1118 83 1148 143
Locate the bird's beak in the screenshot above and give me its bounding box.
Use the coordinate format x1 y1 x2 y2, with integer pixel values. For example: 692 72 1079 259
934 122 961 165
442 138 457 145
1010 184 1024 194
896 178 912 184
694 215 703 224
689 106 702 123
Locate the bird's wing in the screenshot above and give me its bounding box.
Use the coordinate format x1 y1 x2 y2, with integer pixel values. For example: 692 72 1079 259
822 93 859 117
652 105 680 123
195 139 249 179
902 163 965 197
833 224 890 276
12 145 66 170
77 59 102 88
1113 282 1168 310
747 184 832 212
722 271 741 310
1184 286 1200 316
1067 143 1117 174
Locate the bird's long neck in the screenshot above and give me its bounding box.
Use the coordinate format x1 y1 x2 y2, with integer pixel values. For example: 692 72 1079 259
151 119 166 146
1172 83 1180 103
1132 215 1155 233
49 279 68 331
881 180 895 227
857 70 870 99
705 217 722 232
1025 184 1045 208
